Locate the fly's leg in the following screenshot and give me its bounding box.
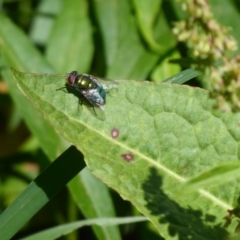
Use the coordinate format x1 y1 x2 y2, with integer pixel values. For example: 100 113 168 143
56 86 67 93
92 106 97 116
78 98 83 111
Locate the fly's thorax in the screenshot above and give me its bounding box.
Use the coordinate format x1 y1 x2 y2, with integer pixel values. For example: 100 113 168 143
76 74 97 90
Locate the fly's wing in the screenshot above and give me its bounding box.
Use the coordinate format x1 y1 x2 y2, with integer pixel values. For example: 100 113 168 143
67 87 105 120
90 76 119 91
66 83 105 110
81 89 105 110
80 89 106 120
87 105 105 120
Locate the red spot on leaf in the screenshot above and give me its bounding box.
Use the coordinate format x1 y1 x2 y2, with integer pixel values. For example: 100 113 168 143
121 153 134 162
111 128 119 139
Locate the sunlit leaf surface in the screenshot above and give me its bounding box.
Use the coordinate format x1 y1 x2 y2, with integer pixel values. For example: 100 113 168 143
12 68 240 239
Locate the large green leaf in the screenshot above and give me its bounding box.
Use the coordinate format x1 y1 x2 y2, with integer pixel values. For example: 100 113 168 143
12 68 240 239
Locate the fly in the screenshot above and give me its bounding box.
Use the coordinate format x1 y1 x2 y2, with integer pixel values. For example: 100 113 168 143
65 71 118 113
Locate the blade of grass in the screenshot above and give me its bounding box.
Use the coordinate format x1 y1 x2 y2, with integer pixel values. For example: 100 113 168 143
0 146 85 240
22 216 147 240
183 161 240 191
163 68 202 84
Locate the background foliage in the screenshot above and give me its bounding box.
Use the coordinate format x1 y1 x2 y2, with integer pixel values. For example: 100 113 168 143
1 0 240 240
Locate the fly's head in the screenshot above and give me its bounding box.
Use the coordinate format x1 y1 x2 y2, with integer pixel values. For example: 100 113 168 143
66 71 78 87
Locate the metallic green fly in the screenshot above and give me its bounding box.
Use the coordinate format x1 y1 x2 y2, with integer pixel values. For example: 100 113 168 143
65 71 118 113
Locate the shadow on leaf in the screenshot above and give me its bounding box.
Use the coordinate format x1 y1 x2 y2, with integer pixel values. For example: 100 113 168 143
142 167 229 240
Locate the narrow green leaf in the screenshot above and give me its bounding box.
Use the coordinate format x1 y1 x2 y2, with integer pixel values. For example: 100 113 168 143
163 68 202 84
184 161 240 191
29 0 62 45
46 0 94 73
0 13 66 159
132 0 162 52
0 146 85 240
92 0 120 67
68 168 121 240
93 0 159 79
0 14 52 73
22 216 147 240
12 68 240 238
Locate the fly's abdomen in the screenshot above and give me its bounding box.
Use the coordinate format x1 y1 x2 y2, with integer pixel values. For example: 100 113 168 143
97 85 106 102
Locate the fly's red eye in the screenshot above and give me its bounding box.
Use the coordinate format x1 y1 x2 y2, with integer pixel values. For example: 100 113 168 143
67 71 78 85
67 74 75 85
